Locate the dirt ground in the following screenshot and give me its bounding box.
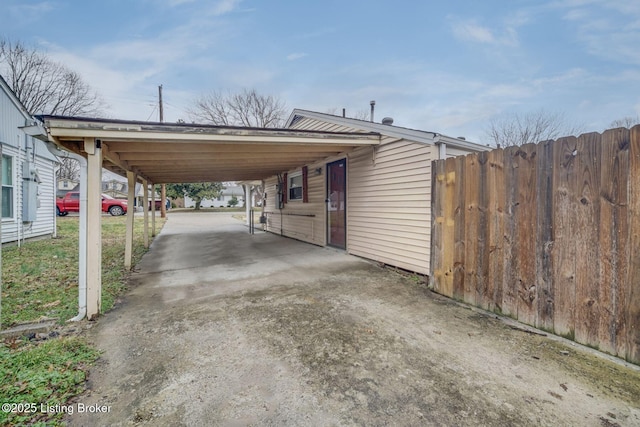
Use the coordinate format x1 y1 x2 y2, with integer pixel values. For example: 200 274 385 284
68 213 640 426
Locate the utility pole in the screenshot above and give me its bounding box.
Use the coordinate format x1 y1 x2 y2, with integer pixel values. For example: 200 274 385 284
159 84 167 218
158 84 164 123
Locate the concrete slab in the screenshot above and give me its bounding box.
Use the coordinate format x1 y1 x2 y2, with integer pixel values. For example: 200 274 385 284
68 212 640 426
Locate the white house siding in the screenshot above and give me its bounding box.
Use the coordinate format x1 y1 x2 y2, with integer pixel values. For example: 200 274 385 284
347 141 434 275
1 78 57 244
263 159 327 246
28 154 56 239
1 144 20 243
1 142 56 244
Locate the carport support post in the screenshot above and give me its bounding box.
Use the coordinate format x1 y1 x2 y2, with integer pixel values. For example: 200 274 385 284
161 184 167 218
125 171 137 270
142 178 149 248
244 184 251 226
151 183 156 237
85 138 103 319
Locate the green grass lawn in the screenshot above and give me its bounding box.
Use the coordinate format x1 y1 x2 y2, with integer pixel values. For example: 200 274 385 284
0 215 165 426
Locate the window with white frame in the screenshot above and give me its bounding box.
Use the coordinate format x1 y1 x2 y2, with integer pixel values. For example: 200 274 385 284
288 171 303 201
2 154 14 218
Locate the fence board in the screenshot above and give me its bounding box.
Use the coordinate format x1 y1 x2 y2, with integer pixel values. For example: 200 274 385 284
598 128 629 355
430 160 444 293
502 146 519 317
442 157 456 298
487 149 505 313
627 125 640 363
536 140 555 331
476 152 490 310
574 133 602 348
453 157 466 300
552 136 578 338
464 154 480 306
515 143 538 326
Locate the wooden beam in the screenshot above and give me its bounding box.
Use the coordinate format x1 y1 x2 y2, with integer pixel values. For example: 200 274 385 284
48 127 381 145
106 142 358 153
117 151 343 161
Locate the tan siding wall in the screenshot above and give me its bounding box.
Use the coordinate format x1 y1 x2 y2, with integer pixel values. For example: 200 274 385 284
263 159 327 246
347 142 434 274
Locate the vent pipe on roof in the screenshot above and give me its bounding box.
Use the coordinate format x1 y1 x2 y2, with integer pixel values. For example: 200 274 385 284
370 100 375 122
382 117 394 125
342 108 346 118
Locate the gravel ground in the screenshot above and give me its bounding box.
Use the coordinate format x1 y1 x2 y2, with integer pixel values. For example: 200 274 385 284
68 212 640 426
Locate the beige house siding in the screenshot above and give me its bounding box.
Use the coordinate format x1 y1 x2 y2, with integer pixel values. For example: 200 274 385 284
273 111 489 275
263 159 327 246
347 141 433 274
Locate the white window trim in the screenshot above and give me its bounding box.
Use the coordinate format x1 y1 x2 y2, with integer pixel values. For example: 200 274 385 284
287 170 303 202
2 154 15 221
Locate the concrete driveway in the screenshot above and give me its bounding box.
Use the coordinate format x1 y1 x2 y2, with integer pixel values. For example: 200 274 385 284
70 212 640 426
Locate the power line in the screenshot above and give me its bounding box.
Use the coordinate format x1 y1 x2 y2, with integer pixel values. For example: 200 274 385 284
146 105 158 121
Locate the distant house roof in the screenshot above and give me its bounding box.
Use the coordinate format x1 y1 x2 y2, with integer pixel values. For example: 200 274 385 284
286 109 491 152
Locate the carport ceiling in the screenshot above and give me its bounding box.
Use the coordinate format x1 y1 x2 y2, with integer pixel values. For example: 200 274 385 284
39 116 381 183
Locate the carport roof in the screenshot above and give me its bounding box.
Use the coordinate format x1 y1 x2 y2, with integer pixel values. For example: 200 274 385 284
37 116 381 184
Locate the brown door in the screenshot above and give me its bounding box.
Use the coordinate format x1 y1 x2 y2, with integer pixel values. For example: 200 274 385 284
327 159 346 249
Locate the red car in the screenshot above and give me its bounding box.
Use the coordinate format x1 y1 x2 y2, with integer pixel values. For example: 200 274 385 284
56 192 128 216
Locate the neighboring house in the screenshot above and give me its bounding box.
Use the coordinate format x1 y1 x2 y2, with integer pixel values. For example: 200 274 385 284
102 178 127 199
184 185 244 208
0 75 58 244
261 109 491 275
101 174 159 208
56 177 79 198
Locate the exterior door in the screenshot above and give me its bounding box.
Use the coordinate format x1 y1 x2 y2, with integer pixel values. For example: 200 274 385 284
327 158 346 249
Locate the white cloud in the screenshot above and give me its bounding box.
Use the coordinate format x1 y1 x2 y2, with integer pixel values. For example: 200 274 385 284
450 19 519 46
286 53 308 61
452 21 496 44
6 1 55 26
555 0 640 65
210 0 242 16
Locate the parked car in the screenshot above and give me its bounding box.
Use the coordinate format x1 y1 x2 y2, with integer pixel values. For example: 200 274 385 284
56 192 128 216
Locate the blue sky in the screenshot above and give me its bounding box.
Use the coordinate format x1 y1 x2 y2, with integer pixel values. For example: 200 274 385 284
1 0 639 143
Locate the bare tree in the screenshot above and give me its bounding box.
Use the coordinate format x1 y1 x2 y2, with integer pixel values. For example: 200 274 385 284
0 38 104 116
188 89 287 128
610 116 640 129
485 110 582 147
57 158 80 181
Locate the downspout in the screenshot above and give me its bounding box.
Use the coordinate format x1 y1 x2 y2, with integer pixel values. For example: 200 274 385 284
52 162 60 238
433 134 447 160
45 143 87 322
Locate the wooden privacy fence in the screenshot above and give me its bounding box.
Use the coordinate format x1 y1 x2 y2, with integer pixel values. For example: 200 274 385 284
430 126 640 364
